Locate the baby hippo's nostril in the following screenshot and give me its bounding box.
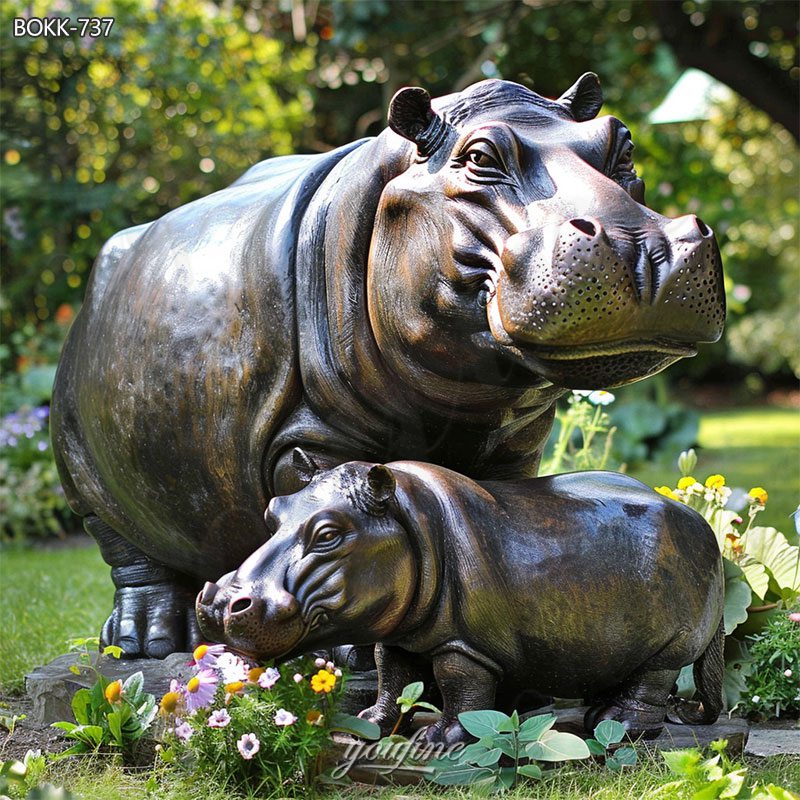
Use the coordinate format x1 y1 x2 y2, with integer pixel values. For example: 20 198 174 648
695 217 711 238
229 596 253 615
199 581 219 606
569 218 598 237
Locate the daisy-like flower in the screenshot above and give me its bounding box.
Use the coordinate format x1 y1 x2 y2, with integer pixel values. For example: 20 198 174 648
258 667 281 690
224 680 246 703
237 733 260 759
184 669 218 712
174 720 193 742
274 708 297 726
677 476 696 491
654 486 679 501
306 709 323 726
587 390 615 406
748 487 768 505
160 680 185 716
247 667 265 684
104 680 123 704
217 652 250 684
310 669 337 693
192 643 226 669
705 474 726 490
207 709 231 728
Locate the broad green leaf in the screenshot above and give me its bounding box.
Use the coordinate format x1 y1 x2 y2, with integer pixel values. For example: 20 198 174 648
737 555 770 602
429 764 495 786
517 763 543 780
107 710 123 747
453 742 490 764
586 739 606 756
497 766 517 790
762 784 800 800
51 722 77 733
662 748 703 777
397 681 424 705
473 748 503 767
70 689 92 726
518 713 557 742
122 671 144 701
723 563 752 635
525 730 590 762
493 734 517 759
458 710 512 739
413 701 440 713
607 746 637 771
676 663 696 699
103 645 123 659
745 527 800 598
594 719 626 748
497 710 519 733
329 712 380 740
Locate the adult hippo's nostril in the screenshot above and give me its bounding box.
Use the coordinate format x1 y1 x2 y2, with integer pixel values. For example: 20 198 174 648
199 581 219 606
229 596 254 615
569 218 599 237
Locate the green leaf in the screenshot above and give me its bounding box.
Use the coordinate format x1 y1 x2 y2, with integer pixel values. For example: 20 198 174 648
107 710 123 747
329 712 380 740
517 763 543 780
518 713 557 742
497 766 517 790
586 738 606 756
68 665 81 676
122 671 144 702
70 689 92 726
744 527 800 599
452 742 490 764
662 748 703 778
102 645 123 659
724 561 753 635
493 734 518 759
497 709 519 732
50 721 77 733
737 555 771 602
525 730 590 762
607 746 637 771
458 710 512 739
429 764 495 786
397 681 424 705
594 719 626 747
413 701 440 713
473 748 503 767
762 784 800 800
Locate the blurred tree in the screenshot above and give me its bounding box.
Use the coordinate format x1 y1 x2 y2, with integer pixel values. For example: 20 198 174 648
1 0 313 361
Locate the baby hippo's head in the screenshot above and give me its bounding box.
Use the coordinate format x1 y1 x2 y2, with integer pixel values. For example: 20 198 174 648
196 451 416 661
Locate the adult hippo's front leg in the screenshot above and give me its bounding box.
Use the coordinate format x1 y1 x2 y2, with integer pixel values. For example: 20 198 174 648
87 516 202 658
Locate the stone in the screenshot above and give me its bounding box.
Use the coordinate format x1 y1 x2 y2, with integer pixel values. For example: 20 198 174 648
745 725 800 758
25 651 194 726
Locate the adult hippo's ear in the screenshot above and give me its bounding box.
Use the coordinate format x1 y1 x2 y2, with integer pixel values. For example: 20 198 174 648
292 447 319 484
364 465 396 516
388 87 451 158
557 72 603 122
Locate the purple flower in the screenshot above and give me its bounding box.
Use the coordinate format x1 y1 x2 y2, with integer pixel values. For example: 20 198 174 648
207 709 231 728
184 669 218 712
257 667 281 690
37 440 48 452
237 733 260 759
33 406 49 419
274 708 297 727
174 720 193 742
192 642 226 670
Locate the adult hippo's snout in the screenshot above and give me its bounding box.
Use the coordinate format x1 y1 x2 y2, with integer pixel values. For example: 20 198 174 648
488 208 724 388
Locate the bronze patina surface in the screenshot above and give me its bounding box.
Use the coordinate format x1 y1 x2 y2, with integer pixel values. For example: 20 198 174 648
196 455 725 743
51 73 725 658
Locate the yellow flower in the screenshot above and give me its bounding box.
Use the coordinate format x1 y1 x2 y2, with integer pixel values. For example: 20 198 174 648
104 679 123 704
704 474 725 490
193 644 209 662
247 667 265 683
748 487 768 505
654 486 679 500
159 691 181 716
310 669 337 694
306 709 323 725
224 681 245 695
677 476 696 491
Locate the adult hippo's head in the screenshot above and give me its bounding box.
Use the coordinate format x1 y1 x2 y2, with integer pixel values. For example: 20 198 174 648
368 74 725 389
196 451 415 661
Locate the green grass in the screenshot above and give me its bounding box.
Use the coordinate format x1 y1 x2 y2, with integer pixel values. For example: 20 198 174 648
8 751 799 800
0 544 113 694
628 407 800 536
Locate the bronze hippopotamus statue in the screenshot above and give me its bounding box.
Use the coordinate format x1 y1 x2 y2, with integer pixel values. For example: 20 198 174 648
196 455 725 742
51 73 725 658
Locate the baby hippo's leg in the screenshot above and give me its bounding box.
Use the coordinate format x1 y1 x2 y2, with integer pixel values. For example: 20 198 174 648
584 667 679 739
359 644 430 736
424 651 498 745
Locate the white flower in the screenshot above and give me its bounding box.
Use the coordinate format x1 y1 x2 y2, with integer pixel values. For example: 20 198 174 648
216 652 250 684
752 695 761 704
237 733 260 759
587 390 615 406
326 661 335 672
334 668 342 678
293 673 304 683
314 657 326 668
258 667 281 690
571 389 593 398
274 708 297 727
784 669 793 678
207 709 231 728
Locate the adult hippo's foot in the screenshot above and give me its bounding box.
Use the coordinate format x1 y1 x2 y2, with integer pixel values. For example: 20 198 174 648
584 666 680 740
86 515 202 658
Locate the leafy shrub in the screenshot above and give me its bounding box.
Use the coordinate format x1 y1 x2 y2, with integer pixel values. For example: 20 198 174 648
739 611 800 720
0 406 75 541
158 645 378 796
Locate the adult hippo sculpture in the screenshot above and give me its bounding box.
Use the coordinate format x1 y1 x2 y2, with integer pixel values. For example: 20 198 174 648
196 455 725 742
51 73 725 658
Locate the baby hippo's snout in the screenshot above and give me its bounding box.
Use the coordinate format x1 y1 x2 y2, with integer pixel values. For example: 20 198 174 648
196 579 306 661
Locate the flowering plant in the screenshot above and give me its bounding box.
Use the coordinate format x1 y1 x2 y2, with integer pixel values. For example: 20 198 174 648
158 645 379 795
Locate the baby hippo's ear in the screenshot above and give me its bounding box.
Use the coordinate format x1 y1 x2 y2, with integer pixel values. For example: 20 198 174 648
365 464 396 515
292 447 319 484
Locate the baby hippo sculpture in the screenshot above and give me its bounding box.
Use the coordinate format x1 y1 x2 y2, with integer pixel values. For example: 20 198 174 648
196 451 724 743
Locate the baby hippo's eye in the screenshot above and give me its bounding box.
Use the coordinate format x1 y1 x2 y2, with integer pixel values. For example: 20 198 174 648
465 143 501 170
310 523 343 552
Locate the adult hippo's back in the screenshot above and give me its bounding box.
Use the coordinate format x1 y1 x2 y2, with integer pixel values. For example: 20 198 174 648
51 74 725 657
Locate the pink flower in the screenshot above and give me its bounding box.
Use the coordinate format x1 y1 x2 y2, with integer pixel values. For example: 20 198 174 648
207 709 231 728
258 667 281 690
184 669 218 713
237 733 260 759
174 720 193 742
293 673 304 683
788 612 800 623
192 643 226 669
274 708 297 726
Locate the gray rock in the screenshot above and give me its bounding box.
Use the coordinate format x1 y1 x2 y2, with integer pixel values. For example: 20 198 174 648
745 725 800 758
25 651 194 726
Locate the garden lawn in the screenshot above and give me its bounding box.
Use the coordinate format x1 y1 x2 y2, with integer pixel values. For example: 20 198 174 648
0 544 113 694
629 407 800 538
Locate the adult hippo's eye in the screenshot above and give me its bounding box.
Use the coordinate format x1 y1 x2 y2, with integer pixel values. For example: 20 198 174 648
456 140 505 177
